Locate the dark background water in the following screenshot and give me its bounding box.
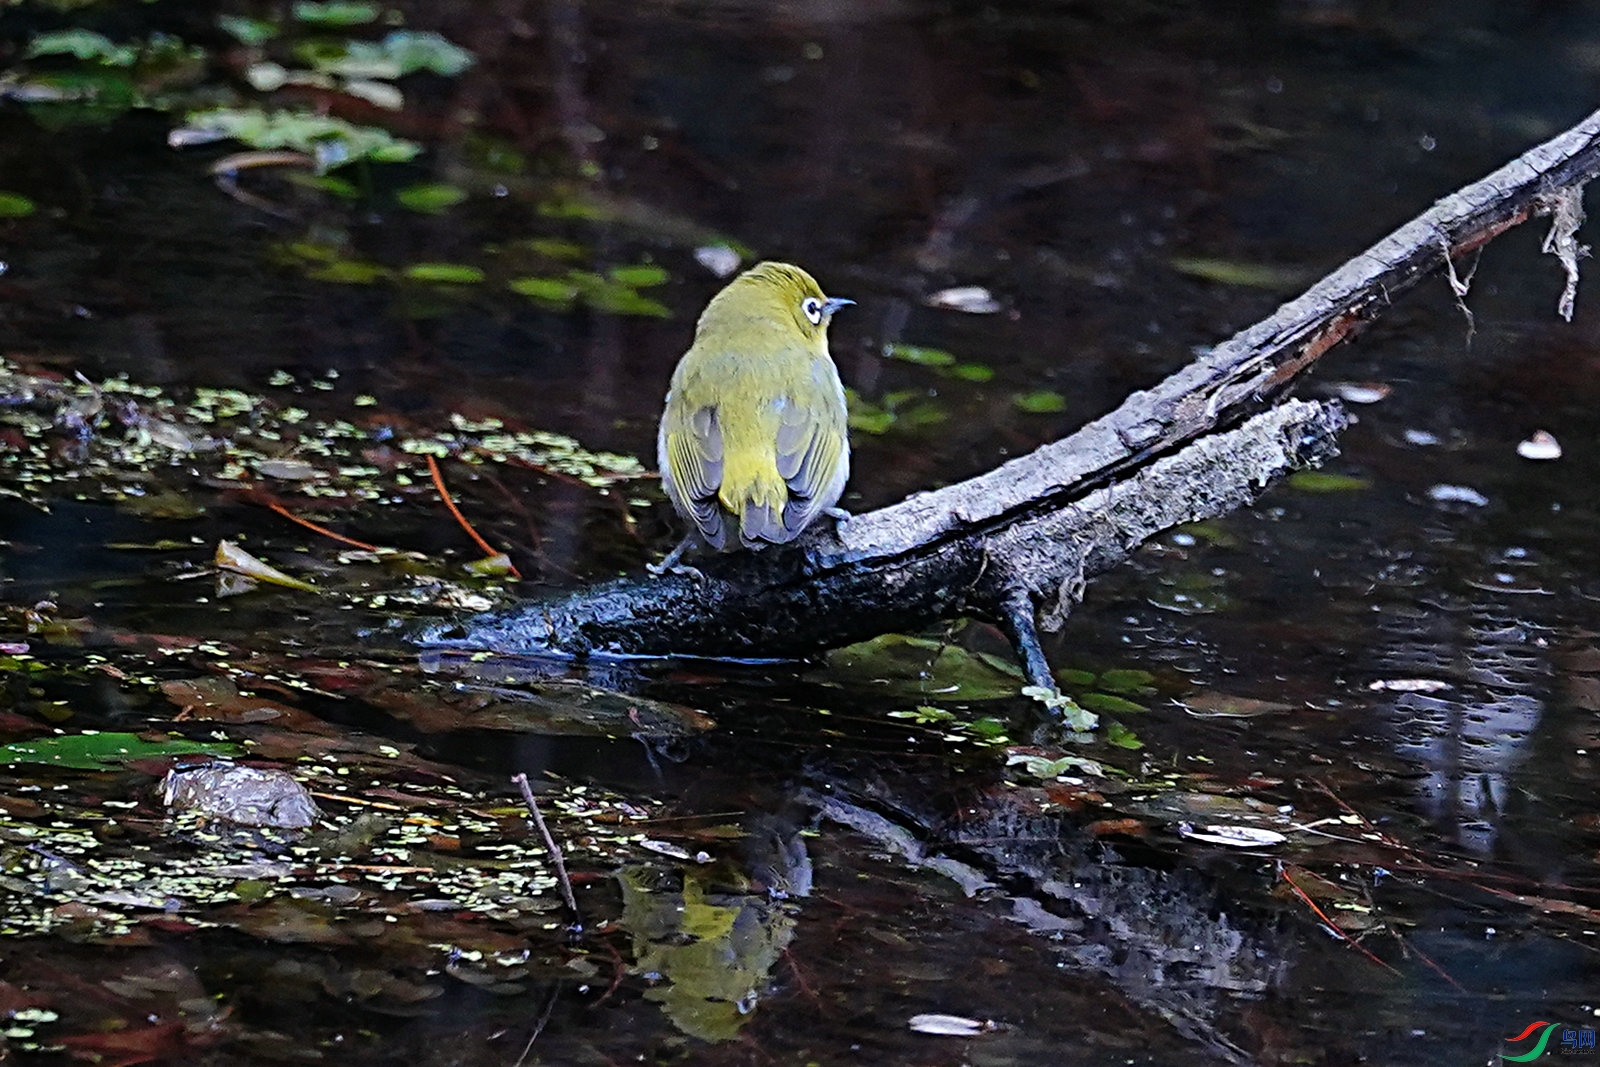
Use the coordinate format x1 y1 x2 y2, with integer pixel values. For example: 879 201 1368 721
3 1 1600 1063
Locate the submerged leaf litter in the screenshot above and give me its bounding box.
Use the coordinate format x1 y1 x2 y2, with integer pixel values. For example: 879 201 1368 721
0 357 648 510
0 756 656 942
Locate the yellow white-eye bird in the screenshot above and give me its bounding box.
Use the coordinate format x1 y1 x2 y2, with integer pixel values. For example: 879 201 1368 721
654 261 853 572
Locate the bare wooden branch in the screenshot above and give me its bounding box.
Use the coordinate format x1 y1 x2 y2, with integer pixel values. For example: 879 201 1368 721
422 106 1600 678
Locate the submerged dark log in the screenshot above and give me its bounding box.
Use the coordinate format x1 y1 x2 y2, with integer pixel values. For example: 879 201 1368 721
426 402 1344 682
422 106 1600 686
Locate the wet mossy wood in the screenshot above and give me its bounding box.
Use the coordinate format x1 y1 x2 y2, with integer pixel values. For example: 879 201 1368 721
422 401 1345 678
422 106 1600 678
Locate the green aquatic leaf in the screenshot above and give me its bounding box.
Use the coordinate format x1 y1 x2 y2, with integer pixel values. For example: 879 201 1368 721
291 0 380 26
509 276 580 303
377 31 476 76
1056 667 1097 688
395 182 467 214
306 259 390 284
404 262 485 284
1104 720 1144 749
0 731 238 769
1169 255 1306 290
966 717 1010 742
524 237 587 261
27 29 139 66
289 172 361 199
883 343 956 368
1013 389 1067 414
217 14 278 45
1021 685 1097 731
608 263 670 288
1287 471 1370 493
1079 692 1147 715
565 271 671 317
847 407 895 435
0 192 36 218
583 287 671 317
826 633 1024 700
948 362 995 383
1096 668 1155 693
181 107 421 167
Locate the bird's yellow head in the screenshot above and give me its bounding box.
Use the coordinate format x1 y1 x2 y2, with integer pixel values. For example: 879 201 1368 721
693 261 854 349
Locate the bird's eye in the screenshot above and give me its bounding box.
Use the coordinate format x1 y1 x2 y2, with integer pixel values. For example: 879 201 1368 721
800 296 824 325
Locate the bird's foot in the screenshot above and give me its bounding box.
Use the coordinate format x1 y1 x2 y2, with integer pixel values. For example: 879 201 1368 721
647 559 707 584
648 536 706 583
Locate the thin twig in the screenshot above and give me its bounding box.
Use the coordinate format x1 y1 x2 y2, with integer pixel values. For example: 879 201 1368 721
265 501 382 552
588 935 629 1008
512 983 561 1067
307 791 406 811
1393 932 1467 992
427 453 523 578
1278 864 1402 976
511 772 582 931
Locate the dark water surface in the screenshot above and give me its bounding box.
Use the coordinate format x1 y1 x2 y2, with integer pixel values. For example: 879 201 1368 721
3 1 1600 1064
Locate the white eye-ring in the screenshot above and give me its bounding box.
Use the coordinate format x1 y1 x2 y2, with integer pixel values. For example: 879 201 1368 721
801 296 824 325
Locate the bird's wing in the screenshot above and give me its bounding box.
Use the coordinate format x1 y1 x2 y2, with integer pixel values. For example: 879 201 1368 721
664 400 729 549
773 362 848 538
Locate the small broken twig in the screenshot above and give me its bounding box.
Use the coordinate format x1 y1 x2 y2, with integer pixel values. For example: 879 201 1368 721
511 772 582 931
427 453 522 578
265 500 383 552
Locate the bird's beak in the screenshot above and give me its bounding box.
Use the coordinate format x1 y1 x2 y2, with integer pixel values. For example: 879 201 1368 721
822 297 855 318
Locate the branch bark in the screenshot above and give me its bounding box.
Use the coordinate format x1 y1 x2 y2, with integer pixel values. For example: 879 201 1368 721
422 106 1600 691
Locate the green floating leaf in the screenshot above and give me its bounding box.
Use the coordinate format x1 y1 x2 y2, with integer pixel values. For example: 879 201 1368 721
826 633 1023 701
180 107 420 168
26 29 139 66
966 717 1010 742
379 31 476 76
525 237 587 261
288 172 362 199
566 270 671 317
1097 668 1154 693
1171 520 1238 548
608 263 670 288
1056 667 1096 688
395 182 467 214
304 31 476 79
218 14 279 45
292 0 381 26
0 731 238 769
1079 692 1147 715
847 405 895 435
1104 720 1144 749
1021 685 1097 732
1007 752 1106 780
1287 471 1371 493
217 539 319 592
948 363 994 383
404 262 485 284
509 276 580 303
883 343 956 368
307 259 390 284
0 192 36 218
1169 256 1306 291
1013 390 1067 414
